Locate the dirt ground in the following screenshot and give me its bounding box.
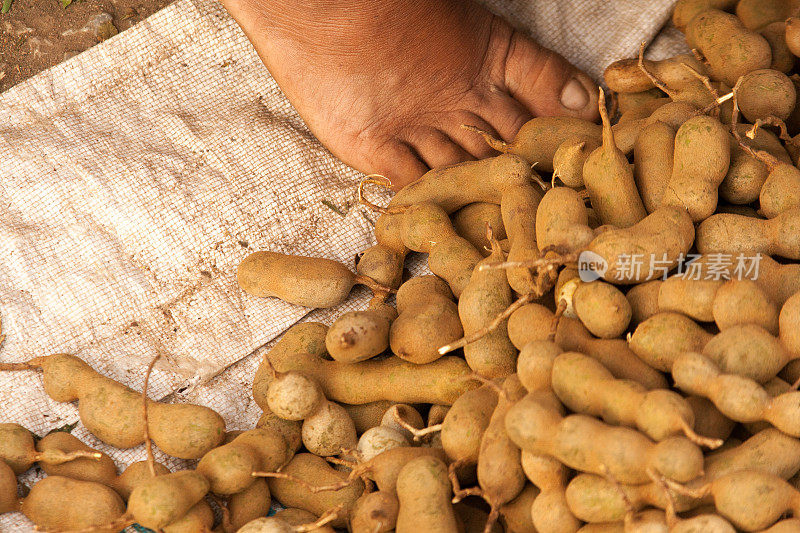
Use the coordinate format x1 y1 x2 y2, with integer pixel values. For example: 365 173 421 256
0 0 172 93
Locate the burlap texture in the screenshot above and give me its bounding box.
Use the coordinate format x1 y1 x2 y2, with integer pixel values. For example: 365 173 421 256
0 0 682 529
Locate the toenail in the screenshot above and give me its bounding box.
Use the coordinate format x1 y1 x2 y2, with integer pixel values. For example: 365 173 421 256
560 78 590 110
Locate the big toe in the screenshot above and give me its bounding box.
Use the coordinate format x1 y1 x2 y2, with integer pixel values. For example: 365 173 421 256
504 31 599 121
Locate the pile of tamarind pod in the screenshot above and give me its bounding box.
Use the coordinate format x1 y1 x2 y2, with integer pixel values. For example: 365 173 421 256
9 0 800 532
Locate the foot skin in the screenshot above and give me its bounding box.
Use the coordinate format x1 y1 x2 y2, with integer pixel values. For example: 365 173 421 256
223 0 600 189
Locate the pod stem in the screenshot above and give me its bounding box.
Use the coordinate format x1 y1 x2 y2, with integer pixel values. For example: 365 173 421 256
356 175 405 214
598 87 614 149
0 356 45 371
548 298 568 342
477 251 580 273
460 124 509 153
483 506 500 533
142 353 161 478
677 418 724 449
295 504 344 533
661 476 711 500
437 292 535 355
448 459 483 503
390 405 442 442
637 41 676 98
252 466 365 493
33 449 102 465
647 468 680 527
354 274 397 298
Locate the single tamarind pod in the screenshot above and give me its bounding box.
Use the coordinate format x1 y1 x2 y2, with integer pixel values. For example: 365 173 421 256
556 317 668 390
738 69 797 122
713 279 779 333
390 276 462 364
356 244 405 290
535 187 594 254
736 0 800 30
634 121 675 213
760 21 796 73
782 292 800 356
565 473 692 523
6 355 225 459
507 303 554 350
686 10 772 86
583 89 647 228
36 432 117 485
225 477 271 532
604 54 708 93
0 423 102 475
553 136 601 188
162 501 214 533
629 312 713 372
257 407 303 454
462 119 601 172
657 276 725 322
396 456 459 533
660 115 730 222
787 17 800 57
617 89 668 115
571 281 632 339
672 0 738 31
457 238 517 378
341 400 394 434
612 101 700 155
266 453 364 528
668 470 800 531
477 375 529 528
626 280 662 326
389 154 534 211
253 322 328 410
302 399 358 457
517 340 562 393
587 207 695 284
721 125 792 205
702 324 790 382
704 428 800 482
197 427 290 494
350 490 398 533
267 370 324 421
237 251 377 308
501 183 544 295
521 451 580 533
0 460 18 514
112 460 171 500
128 471 210 530
400 202 484 297
22 476 126 533
552 352 718 446
760 162 800 219
672 351 800 435
499 484 540 533
505 393 704 484
452 202 507 254
441 384 498 466
326 301 397 363
267 324 475 405
686 396 736 443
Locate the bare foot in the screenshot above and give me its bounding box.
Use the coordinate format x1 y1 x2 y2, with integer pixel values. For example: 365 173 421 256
223 0 599 189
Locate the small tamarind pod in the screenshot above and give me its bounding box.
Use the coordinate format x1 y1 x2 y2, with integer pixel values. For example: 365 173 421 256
225 477 271 532
507 303 555 350
396 456 459 533
112 460 171 500
390 276 462 364
634 121 675 213
583 89 647 228
35 432 117 486
127 471 210 530
657 276 724 322
626 280 662 326
713 279 779 333
0 460 19 514
501 182 544 295
737 69 797 123
326 301 397 363
702 324 790 382
553 136 601 188
629 312 713 372
350 490 398 533
457 237 517 378
535 187 594 254
720 125 791 205
686 9 772 86
760 21 796 73
441 384 498 468
672 0 738 32
301 399 358 457
521 450 581 533
704 428 800 482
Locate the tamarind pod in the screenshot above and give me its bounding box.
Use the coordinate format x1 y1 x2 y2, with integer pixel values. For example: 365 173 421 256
673 0 738 31
634 121 675 213
501 183 544 295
